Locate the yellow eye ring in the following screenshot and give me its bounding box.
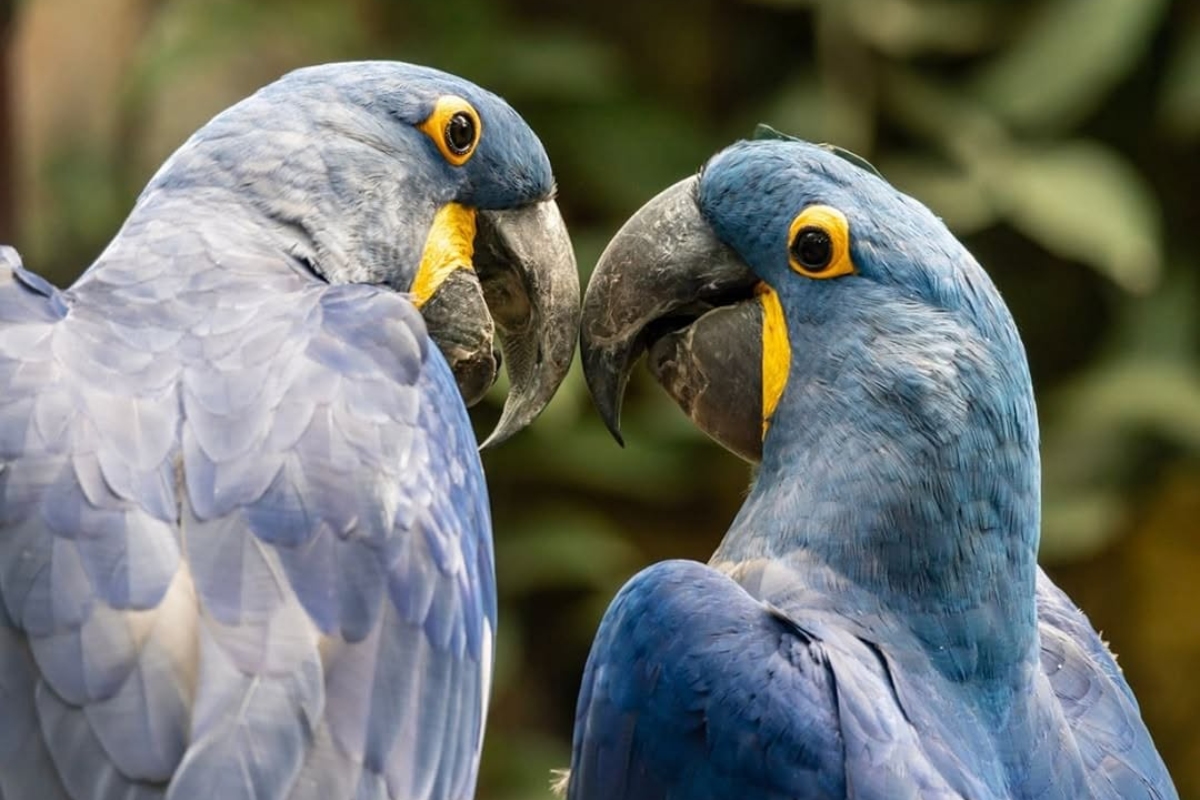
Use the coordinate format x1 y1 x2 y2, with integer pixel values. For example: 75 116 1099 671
418 96 482 167
787 205 854 279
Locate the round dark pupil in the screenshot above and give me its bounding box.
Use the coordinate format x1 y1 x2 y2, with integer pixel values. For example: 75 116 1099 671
793 227 833 270
446 113 475 153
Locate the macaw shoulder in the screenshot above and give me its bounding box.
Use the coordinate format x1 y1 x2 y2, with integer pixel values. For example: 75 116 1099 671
569 558 998 800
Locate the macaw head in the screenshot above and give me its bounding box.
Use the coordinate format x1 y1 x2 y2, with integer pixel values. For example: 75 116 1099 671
580 131 1041 615
147 61 579 445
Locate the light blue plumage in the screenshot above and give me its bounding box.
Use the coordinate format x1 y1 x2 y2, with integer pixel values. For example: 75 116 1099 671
572 137 1177 798
0 61 578 799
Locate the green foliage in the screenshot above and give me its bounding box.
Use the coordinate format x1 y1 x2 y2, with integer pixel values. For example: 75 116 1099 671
1161 12 1200 140
988 141 1161 293
11 0 1200 795
972 0 1168 131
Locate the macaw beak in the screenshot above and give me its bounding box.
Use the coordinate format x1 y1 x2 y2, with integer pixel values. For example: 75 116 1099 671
421 199 580 448
579 175 772 463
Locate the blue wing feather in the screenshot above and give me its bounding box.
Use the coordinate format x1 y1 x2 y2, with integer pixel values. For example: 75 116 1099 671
1035 573 1176 799
1 236 495 800
568 559 847 800
569 559 1176 800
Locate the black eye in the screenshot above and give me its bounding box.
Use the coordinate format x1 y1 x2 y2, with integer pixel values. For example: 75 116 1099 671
791 226 833 272
445 112 476 155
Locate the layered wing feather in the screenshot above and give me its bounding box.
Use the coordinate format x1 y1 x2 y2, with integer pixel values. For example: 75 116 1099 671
0 242 494 800
566 559 1177 800
1036 571 1176 799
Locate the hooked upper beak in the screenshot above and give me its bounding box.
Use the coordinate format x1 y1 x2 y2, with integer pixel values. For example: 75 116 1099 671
421 199 580 448
579 175 769 463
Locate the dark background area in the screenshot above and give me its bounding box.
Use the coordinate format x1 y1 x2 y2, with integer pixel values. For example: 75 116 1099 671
5 0 1200 796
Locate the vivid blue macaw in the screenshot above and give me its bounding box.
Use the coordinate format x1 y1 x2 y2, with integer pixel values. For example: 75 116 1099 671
0 62 579 799
570 130 1177 799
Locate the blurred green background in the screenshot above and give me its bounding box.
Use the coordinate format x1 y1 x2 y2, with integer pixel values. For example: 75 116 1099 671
4 0 1199 796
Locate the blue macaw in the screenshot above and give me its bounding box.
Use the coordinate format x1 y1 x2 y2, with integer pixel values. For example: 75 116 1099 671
570 131 1177 798
0 61 579 799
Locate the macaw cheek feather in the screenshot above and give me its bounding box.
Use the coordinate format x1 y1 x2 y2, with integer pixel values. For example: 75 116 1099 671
412 202 477 309
758 284 790 437
414 203 498 407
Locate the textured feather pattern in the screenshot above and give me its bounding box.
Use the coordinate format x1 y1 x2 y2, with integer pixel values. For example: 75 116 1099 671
569 139 1176 799
0 227 495 800
568 559 1176 800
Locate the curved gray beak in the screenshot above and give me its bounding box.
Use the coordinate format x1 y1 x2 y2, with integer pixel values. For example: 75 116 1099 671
474 200 580 448
423 199 579 449
579 176 765 462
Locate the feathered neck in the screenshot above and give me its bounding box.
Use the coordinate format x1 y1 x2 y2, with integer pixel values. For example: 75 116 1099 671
714 295 1042 693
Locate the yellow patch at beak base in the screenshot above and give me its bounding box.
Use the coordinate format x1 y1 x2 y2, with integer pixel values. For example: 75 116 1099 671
757 284 790 438
412 203 477 308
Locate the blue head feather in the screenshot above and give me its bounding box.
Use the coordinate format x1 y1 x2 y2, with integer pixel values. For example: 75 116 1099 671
699 139 1041 686
96 61 554 291
266 61 554 210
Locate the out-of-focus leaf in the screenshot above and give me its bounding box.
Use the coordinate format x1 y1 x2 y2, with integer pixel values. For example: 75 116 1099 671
1040 275 1200 555
126 0 364 179
135 0 361 91
741 0 817 7
27 148 127 279
1108 268 1198 358
495 510 643 595
813 9 877 154
980 141 1162 292
972 0 1169 131
882 69 1009 164
546 101 715 218
754 73 829 145
1039 359 1200 563
877 155 997 234
845 0 1001 57
552 423 696 497
1053 360 1200 451
485 30 625 101
491 604 525 696
1160 14 1200 140
479 731 572 800
1040 490 1129 561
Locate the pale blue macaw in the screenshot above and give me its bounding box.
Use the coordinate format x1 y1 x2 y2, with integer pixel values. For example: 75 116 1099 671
0 61 578 799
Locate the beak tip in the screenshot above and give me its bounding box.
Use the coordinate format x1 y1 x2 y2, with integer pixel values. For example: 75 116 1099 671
477 431 504 453
606 422 626 448
475 199 580 447
581 343 632 450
